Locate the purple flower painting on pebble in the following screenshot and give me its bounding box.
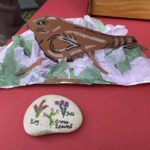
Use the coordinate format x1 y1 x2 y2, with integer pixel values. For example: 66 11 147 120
34 99 48 118
55 100 69 118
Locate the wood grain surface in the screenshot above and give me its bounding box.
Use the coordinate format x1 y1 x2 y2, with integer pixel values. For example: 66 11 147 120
88 0 150 20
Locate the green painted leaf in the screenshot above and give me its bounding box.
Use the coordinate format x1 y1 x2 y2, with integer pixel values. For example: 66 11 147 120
115 59 131 74
69 68 75 78
92 18 106 32
0 36 29 87
123 47 144 63
115 47 144 74
45 61 69 79
77 67 114 84
14 35 32 57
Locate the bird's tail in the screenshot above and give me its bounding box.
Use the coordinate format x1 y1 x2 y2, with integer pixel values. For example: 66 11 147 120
112 36 147 50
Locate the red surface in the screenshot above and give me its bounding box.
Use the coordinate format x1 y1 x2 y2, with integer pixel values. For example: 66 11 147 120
1 0 150 150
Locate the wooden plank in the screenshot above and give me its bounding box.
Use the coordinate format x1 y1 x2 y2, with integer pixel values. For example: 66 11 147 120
88 0 150 20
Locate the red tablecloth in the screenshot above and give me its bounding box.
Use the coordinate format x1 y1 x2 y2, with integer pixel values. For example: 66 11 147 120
1 1 150 150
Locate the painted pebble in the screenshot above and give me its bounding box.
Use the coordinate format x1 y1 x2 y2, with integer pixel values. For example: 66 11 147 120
23 95 83 136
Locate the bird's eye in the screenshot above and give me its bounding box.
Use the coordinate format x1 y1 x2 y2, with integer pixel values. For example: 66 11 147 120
37 20 47 25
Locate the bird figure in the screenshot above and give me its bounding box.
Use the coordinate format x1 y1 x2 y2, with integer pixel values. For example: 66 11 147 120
26 16 145 75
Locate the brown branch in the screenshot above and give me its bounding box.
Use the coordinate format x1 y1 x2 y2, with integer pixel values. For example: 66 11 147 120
15 58 43 76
